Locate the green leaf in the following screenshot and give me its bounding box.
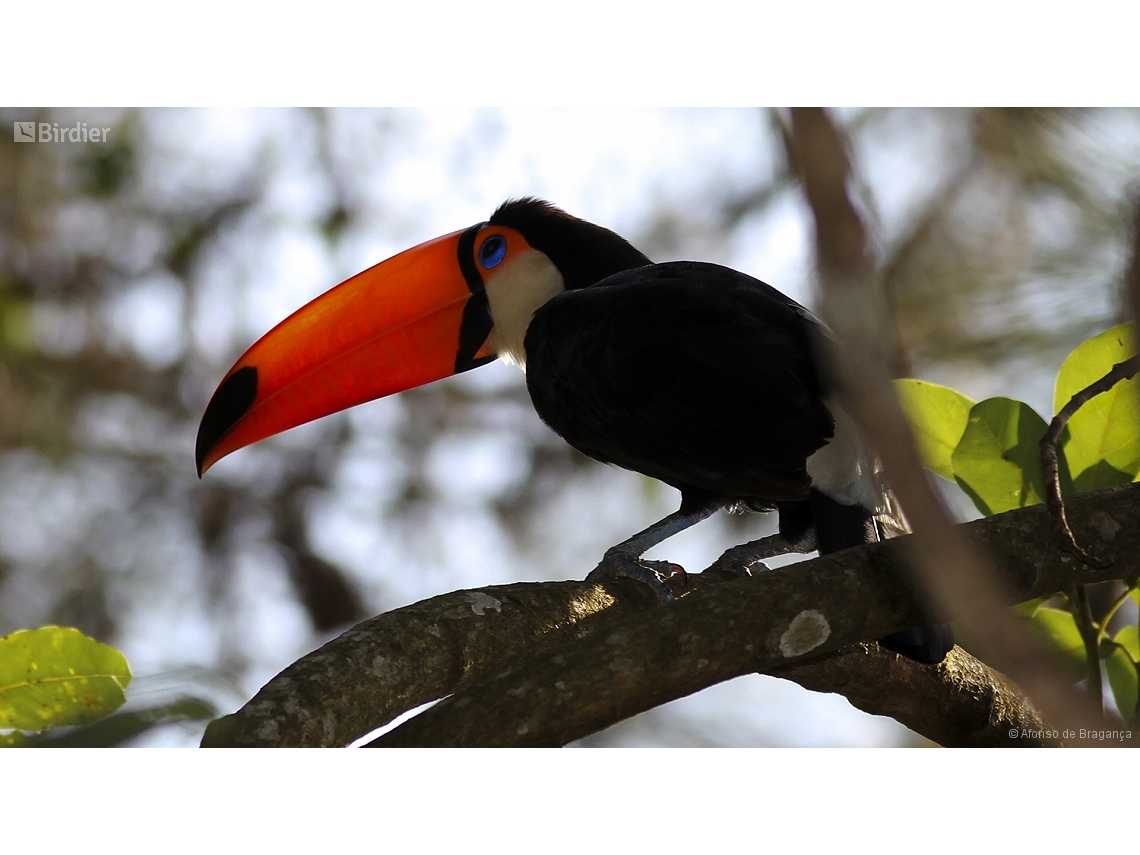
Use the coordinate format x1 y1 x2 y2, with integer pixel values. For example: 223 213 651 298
1115 625 1139 663
0 626 131 732
951 397 1052 516
1026 607 1088 676
1105 642 1139 723
894 379 976 481
1010 597 1048 618
1053 323 1140 492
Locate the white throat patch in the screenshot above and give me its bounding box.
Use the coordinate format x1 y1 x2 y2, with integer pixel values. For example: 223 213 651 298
483 249 565 370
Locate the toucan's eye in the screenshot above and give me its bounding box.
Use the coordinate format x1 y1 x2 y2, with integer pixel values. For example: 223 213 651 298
478 235 507 269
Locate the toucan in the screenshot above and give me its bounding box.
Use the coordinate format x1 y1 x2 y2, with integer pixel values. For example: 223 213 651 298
196 198 953 664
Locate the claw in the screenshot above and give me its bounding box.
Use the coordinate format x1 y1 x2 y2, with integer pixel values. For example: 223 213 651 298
709 532 809 578
706 556 771 580
587 548 687 601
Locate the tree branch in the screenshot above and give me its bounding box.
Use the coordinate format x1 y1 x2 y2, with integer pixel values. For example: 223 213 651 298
372 483 1138 747
201 581 663 748
203 481 1140 748
772 644 1056 747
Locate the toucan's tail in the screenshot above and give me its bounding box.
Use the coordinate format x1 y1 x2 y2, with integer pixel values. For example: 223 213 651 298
808 489 954 665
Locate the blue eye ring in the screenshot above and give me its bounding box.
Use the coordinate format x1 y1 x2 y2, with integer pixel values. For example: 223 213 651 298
478 234 507 269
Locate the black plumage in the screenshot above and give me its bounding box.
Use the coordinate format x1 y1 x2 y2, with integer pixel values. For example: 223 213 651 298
493 199 952 664
525 262 834 518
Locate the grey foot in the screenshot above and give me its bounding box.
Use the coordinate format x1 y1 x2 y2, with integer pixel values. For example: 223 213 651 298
586 548 686 602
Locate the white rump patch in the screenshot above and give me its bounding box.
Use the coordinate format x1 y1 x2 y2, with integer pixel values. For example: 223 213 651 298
807 397 883 511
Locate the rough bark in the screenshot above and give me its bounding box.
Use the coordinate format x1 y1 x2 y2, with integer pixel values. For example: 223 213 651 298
203 481 1140 748
201 582 660 748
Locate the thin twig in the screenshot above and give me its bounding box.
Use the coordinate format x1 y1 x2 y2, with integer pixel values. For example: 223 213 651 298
1040 355 1140 568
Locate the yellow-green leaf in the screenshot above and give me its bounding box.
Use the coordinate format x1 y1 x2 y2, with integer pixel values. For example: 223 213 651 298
1105 643 1139 723
1009 597 1047 618
894 379 976 481
1026 607 1088 676
1115 625 1139 663
1053 323 1140 492
951 397 1051 516
0 626 131 733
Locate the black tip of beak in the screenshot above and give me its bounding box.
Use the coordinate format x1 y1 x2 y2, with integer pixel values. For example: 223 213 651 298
196 366 259 477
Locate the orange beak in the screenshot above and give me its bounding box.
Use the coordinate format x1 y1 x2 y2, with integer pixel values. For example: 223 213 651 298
196 226 496 475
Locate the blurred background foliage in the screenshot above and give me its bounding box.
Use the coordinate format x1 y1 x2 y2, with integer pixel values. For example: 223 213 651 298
1 108 1138 746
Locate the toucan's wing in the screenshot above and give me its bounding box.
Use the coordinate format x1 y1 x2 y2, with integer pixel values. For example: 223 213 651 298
524 261 835 503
